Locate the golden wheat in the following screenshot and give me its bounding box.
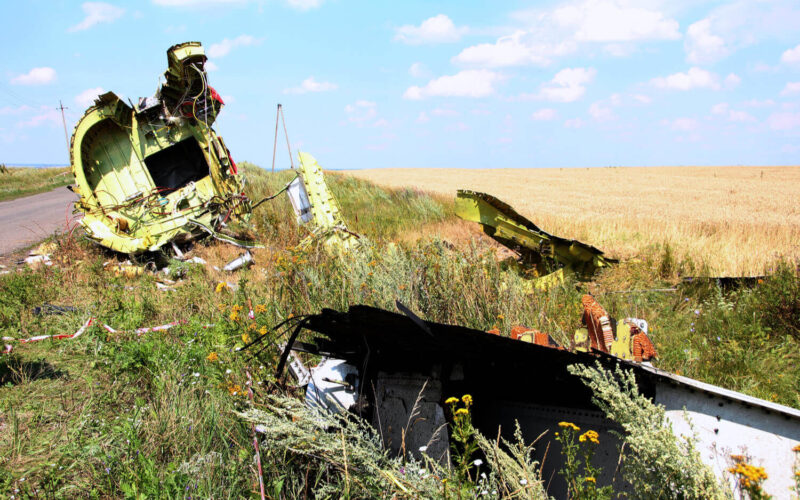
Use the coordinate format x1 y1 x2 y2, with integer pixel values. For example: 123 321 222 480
344 166 800 276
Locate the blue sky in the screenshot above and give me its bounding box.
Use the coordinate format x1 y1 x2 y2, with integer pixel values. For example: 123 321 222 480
1 0 800 169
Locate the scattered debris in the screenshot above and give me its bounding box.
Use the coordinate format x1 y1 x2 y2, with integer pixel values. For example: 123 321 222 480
223 250 254 272
33 304 78 316
70 42 252 254
291 152 360 251
271 304 800 496
22 254 52 269
455 190 616 289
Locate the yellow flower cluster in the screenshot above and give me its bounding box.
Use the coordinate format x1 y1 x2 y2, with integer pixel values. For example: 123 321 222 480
206 351 219 362
254 304 267 314
242 333 251 344
558 421 580 432
584 477 596 484
462 394 473 406
215 282 228 293
259 325 268 335
229 304 243 322
579 430 599 444
728 462 768 489
455 408 469 417
227 383 242 396
445 397 459 405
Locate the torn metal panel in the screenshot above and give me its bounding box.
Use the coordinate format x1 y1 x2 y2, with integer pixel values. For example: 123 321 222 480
291 152 359 251
70 42 251 254
455 190 616 288
293 305 800 497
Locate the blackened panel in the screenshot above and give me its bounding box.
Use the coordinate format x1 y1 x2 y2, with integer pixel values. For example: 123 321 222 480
144 139 209 192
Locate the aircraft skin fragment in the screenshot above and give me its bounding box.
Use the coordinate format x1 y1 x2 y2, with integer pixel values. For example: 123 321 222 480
70 42 250 254
454 189 615 288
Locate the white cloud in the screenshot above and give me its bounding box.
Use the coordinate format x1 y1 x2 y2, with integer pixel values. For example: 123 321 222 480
204 61 219 71
550 0 680 42
666 118 699 131
632 94 651 104
409 63 429 78
651 67 720 91
431 108 459 117
207 35 259 58
711 102 755 122
455 0 678 68
403 70 502 100
395 14 467 45
10 67 56 85
782 43 800 64
416 112 430 123
69 2 125 32
531 108 557 121
711 102 729 115
285 0 324 10
780 82 800 96
684 19 727 64
728 110 755 122
742 99 774 108
768 111 800 130
564 118 585 128
538 67 596 103
682 1 800 64
15 107 60 128
453 30 575 67
588 102 614 121
75 87 105 108
445 122 469 132
345 100 380 126
724 73 741 89
284 77 337 94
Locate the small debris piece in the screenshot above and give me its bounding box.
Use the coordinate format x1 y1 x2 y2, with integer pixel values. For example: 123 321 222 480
33 304 78 316
223 251 254 272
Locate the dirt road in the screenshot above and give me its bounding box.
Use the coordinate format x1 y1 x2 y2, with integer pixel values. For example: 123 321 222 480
0 187 77 255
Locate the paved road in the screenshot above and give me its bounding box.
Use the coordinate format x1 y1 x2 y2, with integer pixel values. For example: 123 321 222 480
0 187 78 255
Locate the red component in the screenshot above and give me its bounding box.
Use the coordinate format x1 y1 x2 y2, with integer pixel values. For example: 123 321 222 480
208 86 224 105
510 325 529 340
486 328 501 336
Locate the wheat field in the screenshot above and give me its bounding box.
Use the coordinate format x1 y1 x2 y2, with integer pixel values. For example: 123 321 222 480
343 166 800 276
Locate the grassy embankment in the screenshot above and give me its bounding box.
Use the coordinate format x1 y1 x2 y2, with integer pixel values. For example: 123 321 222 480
0 163 798 497
0 167 72 202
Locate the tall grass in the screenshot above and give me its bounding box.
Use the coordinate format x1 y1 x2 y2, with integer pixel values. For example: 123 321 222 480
0 164 797 497
0 166 72 202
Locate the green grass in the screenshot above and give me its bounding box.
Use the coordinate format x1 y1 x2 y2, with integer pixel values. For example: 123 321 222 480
0 166 73 202
0 163 797 497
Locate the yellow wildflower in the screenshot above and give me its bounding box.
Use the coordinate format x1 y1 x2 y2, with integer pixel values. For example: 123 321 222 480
215 282 228 293
288 313 295 319
206 352 219 362
584 477 596 484
259 326 268 335
455 408 469 416
497 314 504 320
229 311 240 322
242 333 251 344
248 322 258 331
254 304 267 314
558 422 580 432
579 430 599 444
232 304 243 313
445 397 459 405
227 384 242 396
216 303 225 312
462 394 473 406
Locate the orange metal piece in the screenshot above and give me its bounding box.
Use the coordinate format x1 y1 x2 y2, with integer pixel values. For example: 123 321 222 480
632 331 657 362
581 294 613 352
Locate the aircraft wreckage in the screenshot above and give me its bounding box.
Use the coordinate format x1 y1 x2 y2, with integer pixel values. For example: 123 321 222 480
259 300 800 498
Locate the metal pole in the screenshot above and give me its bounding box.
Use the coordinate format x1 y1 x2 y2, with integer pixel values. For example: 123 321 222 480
271 104 280 173
58 100 70 165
